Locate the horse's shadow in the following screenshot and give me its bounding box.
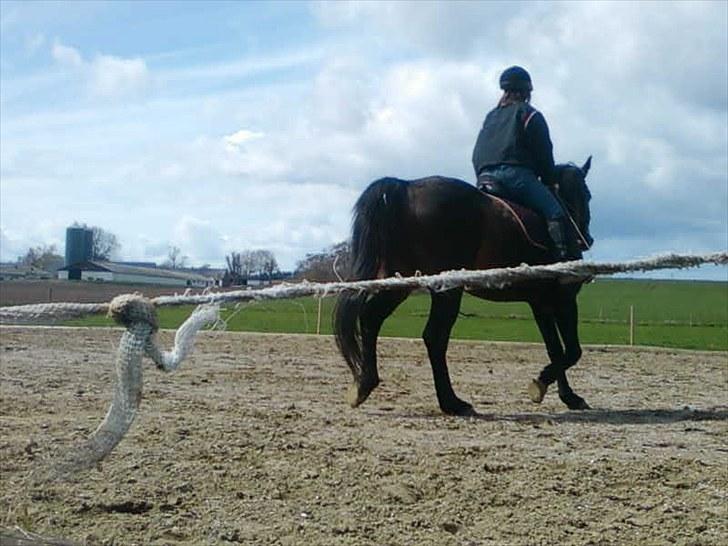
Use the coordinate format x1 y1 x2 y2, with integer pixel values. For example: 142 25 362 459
378 406 728 425
470 406 728 425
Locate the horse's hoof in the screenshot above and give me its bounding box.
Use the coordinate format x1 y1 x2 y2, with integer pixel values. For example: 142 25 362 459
346 380 378 408
570 398 591 411
441 400 477 417
455 404 478 417
528 379 547 403
561 394 591 411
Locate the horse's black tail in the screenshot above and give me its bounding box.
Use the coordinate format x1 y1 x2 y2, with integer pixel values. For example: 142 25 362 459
334 177 408 383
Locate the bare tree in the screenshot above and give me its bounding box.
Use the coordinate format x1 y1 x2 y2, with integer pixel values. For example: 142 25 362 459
294 241 350 282
224 249 280 286
71 221 120 260
252 249 279 279
19 244 65 272
239 250 256 279
225 252 245 285
162 246 188 269
90 227 120 260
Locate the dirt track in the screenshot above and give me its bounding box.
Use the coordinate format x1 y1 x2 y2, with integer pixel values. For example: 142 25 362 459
1 327 726 545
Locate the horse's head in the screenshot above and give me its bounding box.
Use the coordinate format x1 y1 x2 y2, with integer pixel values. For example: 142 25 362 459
555 157 594 251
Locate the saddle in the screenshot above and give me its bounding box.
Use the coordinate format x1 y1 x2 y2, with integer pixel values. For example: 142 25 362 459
477 176 551 251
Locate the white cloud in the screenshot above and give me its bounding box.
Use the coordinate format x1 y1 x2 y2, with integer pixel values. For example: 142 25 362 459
0 228 26 261
49 41 149 98
51 41 82 67
172 216 224 263
158 46 324 84
312 0 527 57
89 54 149 98
223 129 264 151
0 223 65 262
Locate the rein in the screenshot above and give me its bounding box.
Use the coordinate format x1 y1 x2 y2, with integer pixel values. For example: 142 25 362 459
565 209 592 250
552 184 592 251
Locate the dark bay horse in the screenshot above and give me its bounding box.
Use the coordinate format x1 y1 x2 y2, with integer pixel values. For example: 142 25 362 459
334 159 593 416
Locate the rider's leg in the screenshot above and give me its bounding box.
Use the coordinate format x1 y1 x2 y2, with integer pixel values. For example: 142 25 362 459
509 168 570 260
477 165 571 260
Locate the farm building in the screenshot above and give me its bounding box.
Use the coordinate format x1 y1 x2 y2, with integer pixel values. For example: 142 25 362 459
0 263 53 280
56 261 215 287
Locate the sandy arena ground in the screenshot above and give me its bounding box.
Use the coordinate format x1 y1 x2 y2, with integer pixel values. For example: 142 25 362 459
0 326 726 545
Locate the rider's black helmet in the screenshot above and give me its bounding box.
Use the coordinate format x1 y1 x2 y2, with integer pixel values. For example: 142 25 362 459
499 66 533 92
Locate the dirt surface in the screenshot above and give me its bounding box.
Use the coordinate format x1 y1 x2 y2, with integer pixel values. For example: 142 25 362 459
1 327 726 545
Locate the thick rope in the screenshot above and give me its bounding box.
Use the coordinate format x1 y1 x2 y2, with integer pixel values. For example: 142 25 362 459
2 253 724 325
1 253 725 324
31 295 218 481
0 302 110 324
153 251 728 306
144 304 220 371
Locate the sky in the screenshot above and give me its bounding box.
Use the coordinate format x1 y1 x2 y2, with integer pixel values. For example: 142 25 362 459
1 0 726 279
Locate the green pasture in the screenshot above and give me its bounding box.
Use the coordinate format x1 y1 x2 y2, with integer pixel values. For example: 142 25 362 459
66 279 728 351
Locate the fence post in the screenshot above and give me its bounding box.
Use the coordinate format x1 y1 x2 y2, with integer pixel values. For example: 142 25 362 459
629 305 634 346
316 298 322 335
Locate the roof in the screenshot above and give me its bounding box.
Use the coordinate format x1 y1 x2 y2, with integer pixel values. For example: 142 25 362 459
0 264 52 277
58 261 213 282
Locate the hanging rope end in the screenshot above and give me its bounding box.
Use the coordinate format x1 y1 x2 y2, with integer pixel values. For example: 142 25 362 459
108 294 158 331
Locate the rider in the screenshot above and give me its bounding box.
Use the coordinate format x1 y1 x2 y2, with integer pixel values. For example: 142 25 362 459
472 66 571 261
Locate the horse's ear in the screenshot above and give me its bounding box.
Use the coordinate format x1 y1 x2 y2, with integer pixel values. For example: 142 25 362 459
582 156 592 177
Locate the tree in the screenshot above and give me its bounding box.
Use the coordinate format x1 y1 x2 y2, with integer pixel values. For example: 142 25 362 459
252 249 279 279
162 246 188 269
294 241 350 282
224 249 280 286
225 251 245 285
19 244 65 272
71 221 120 260
90 226 120 260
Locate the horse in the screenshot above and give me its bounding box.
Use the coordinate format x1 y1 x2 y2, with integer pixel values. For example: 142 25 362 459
334 158 593 416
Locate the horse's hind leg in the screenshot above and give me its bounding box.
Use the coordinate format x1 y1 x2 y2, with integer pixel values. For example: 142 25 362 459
348 289 409 408
423 288 475 416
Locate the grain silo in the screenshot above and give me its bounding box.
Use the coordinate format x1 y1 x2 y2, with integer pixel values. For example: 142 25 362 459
65 226 93 266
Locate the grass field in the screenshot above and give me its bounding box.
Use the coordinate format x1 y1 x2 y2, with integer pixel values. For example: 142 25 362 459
67 278 728 351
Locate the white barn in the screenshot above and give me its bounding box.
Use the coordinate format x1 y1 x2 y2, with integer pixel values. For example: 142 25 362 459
57 261 215 288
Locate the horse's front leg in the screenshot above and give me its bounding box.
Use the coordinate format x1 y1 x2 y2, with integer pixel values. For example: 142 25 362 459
528 303 565 403
529 297 589 410
423 288 475 416
554 371 589 410
554 295 590 410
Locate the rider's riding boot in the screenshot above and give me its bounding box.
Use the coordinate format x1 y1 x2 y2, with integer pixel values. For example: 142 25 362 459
547 220 569 261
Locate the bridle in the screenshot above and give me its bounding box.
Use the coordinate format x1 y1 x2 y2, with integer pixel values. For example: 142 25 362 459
553 168 593 251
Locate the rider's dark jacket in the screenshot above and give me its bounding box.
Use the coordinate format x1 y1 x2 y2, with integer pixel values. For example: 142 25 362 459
472 102 556 185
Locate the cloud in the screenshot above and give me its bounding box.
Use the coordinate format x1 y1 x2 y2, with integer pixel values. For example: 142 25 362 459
49 40 149 98
158 46 324 84
0 223 65 262
223 129 264 151
172 217 224 263
89 55 149 98
0 228 25 261
312 0 528 57
51 41 82 67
